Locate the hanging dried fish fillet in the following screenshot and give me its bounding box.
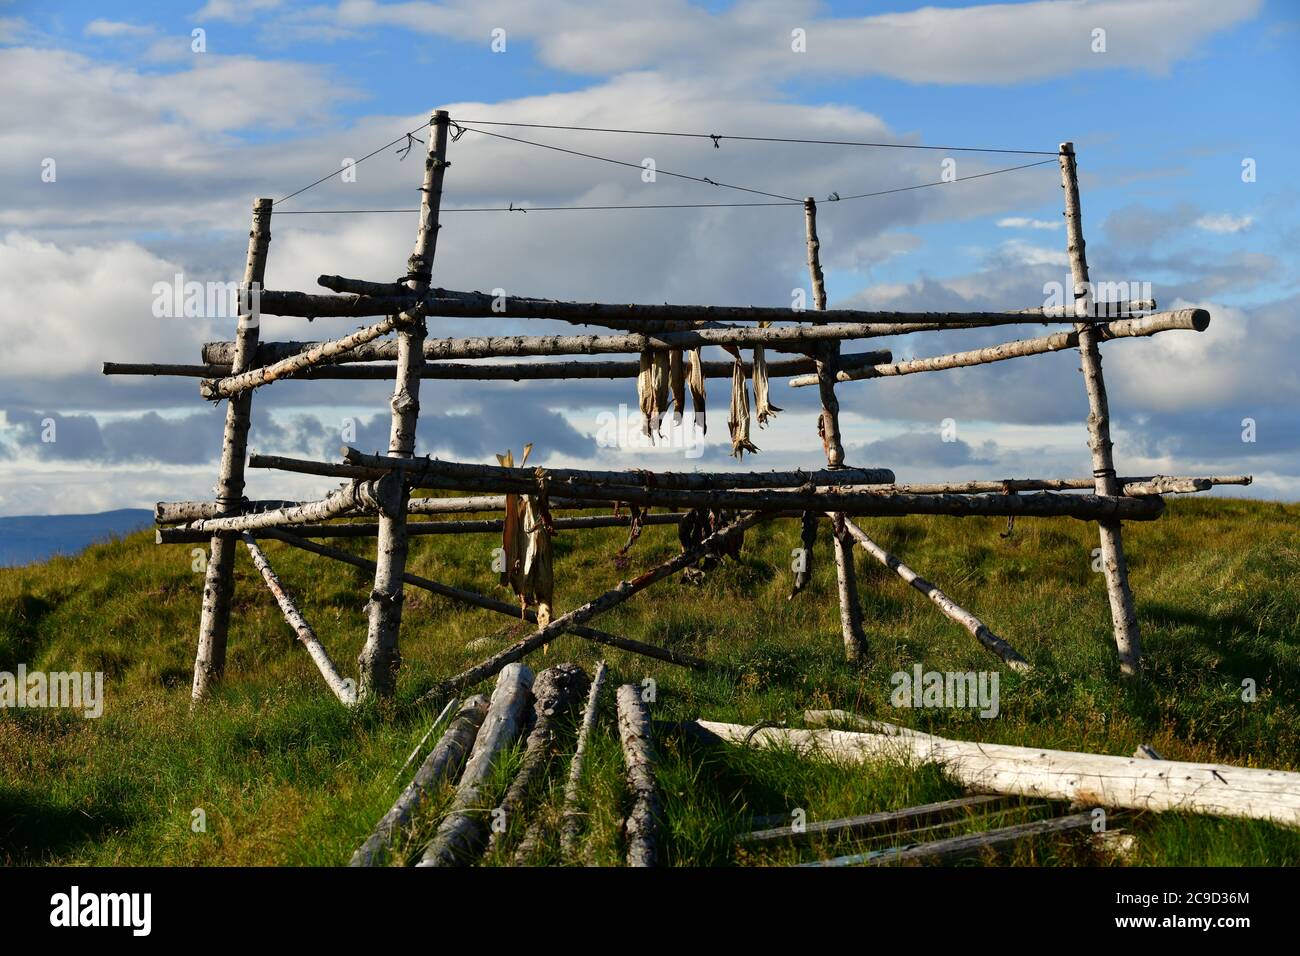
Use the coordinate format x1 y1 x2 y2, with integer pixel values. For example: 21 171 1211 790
727 356 759 459
669 349 686 421
687 347 706 434
637 350 655 439
498 444 533 606
651 350 670 437
522 494 554 628
752 347 783 426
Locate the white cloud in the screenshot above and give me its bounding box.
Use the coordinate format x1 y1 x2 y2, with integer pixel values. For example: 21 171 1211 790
1196 213 1254 234
84 19 155 38
195 0 284 22
997 216 1060 230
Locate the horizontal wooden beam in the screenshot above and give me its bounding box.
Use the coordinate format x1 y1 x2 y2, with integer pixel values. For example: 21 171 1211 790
788 309 1210 387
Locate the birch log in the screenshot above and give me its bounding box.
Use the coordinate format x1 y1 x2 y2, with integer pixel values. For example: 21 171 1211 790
787 309 1210 387
803 198 867 662
253 287 1094 327
416 511 766 706
697 721 1300 827
617 683 662 867
193 196 272 703
560 660 608 862
198 313 406 400
486 662 589 857
174 480 385 534
358 110 449 701
339 447 896 489
418 662 535 866
838 517 1032 671
240 534 355 705
349 694 489 866
1060 141 1142 676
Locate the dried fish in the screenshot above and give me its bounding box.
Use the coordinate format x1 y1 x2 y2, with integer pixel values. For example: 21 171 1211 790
669 348 686 421
752 347 783 425
687 347 707 434
637 349 672 440
727 356 759 459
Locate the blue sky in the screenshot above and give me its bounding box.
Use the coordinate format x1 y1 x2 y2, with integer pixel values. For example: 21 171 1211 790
0 0 1297 514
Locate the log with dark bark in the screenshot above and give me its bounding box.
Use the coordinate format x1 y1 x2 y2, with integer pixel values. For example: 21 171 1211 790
616 683 662 867
486 663 589 858
559 660 608 862
349 695 489 866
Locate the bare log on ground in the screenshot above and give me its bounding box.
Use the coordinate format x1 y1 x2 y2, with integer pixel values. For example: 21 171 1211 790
240 534 355 705
416 511 766 707
738 794 1010 846
838 517 1031 671
696 721 1300 827
260 529 709 671
418 663 535 866
803 710 933 738
617 683 663 867
559 660 609 862
486 662 589 858
349 695 489 866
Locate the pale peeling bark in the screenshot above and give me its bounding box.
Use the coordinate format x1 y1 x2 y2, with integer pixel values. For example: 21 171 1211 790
193 197 272 703
560 660 608 862
241 535 355 705
838 517 1031 671
699 721 1300 827
358 110 449 700
787 309 1210 387
1060 141 1142 676
349 694 489 866
616 683 662 867
176 480 385 534
418 662 535 866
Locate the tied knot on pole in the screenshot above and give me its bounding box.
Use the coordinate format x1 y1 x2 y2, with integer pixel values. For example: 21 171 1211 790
448 119 468 142
709 134 722 149
1000 485 1018 538
396 132 425 160
369 589 404 608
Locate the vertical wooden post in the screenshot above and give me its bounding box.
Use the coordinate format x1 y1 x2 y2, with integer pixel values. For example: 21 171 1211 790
805 198 867 662
1059 142 1142 675
192 196 272 702
357 110 449 700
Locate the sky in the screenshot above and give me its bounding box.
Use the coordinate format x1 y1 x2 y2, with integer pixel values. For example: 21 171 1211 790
0 0 1296 515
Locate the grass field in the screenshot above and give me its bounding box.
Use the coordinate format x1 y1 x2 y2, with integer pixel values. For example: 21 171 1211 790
1 496 1298 866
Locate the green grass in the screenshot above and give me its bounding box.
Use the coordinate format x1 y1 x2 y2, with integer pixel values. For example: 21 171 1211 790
1 496 1298 866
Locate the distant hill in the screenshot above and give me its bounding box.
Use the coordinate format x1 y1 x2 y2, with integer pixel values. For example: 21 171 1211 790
0 508 153 567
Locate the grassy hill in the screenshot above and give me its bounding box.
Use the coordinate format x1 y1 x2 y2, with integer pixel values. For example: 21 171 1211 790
1 497 1298 866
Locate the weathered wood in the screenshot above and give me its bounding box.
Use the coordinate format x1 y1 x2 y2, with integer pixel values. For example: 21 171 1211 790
116 353 892 382
418 662 535 866
838 516 1031 671
831 514 867 662
787 309 1211 387
349 694 488 866
738 794 1009 845
193 196 272 703
697 721 1300 827
417 512 766 706
1061 141 1142 676
198 311 408 400
1011 298 1155 317
804 810 1097 867
358 110 449 702
157 511 691 543
803 709 934 738
1122 477 1210 497
173 480 385 534
253 456 1166 520
391 696 460 786
338 448 897 490
260 528 709 670
240 534 355 705
486 663 589 857
253 286 1098 326
560 660 608 862
616 683 662 867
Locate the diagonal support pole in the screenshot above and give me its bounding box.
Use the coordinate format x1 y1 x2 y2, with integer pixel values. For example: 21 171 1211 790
1059 142 1142 675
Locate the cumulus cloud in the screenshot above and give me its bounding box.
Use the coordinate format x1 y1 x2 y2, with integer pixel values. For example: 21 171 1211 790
1196 213 1254 234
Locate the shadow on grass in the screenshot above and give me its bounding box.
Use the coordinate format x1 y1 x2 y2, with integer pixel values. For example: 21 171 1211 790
0 788 133 864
